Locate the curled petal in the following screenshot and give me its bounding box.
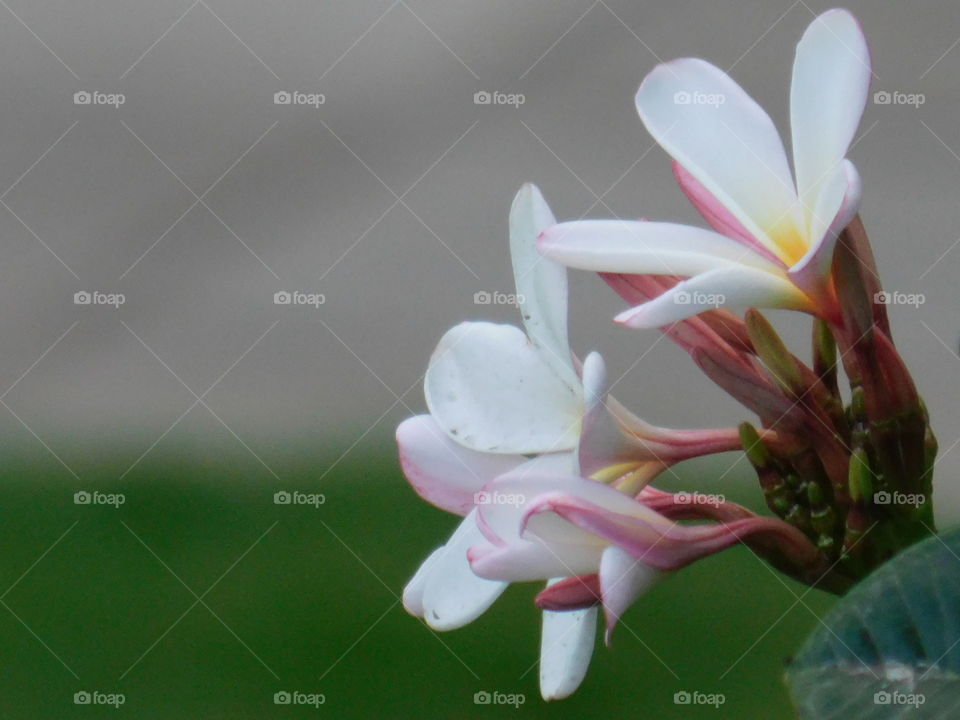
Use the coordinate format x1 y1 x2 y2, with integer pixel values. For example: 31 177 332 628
789 160 861 297
577 352 664 478
467 538 604 582
599 545 665 643
523 491 818 571
397 415 524 515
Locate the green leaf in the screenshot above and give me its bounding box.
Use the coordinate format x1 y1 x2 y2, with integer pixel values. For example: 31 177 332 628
786 527 960 718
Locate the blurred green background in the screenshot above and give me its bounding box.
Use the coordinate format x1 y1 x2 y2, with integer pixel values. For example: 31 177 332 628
0 437 835 718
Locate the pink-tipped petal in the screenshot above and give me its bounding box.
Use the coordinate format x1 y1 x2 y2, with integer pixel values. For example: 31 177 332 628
672 161 783 266
636 58 803 262
397 415 525 515
523 492 772 570
538 219 779 276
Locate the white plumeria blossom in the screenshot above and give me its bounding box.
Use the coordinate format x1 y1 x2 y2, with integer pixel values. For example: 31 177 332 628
538 9 870 328
400 184 673 699
401 184 599 700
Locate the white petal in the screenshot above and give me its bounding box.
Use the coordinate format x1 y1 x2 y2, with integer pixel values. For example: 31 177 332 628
397 415 525 516
598 546 665 641
577 352 659 477
540 591 598 701
790 160 861 292
636 58 803 262
790 9 870 227
425 322 583 454
421 511 508 630
403 546 444 617
538 220 780 276
615 265 812 328
510 184 573 380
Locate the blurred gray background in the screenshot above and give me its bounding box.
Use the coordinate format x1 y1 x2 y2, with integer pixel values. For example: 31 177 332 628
2 0 960 518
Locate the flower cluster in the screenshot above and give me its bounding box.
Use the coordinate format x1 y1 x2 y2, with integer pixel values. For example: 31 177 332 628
396 9 935 700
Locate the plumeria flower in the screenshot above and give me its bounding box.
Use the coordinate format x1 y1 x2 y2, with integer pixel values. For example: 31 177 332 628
538 9 870 328
399 184 742 698
465 351 818 640
399 184 603 700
